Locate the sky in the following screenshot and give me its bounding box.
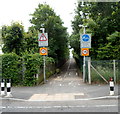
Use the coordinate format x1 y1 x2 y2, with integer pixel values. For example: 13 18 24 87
0 0 77 34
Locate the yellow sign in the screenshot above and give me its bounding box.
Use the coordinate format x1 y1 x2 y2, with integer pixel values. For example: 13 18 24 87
81 48 89 56
40 48 48 55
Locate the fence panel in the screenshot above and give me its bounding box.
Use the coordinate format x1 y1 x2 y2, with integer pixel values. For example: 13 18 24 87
85 59 120 84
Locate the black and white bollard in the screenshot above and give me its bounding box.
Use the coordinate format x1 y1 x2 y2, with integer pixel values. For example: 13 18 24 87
109 77 114 96
5 79 12 97
0 79 6 96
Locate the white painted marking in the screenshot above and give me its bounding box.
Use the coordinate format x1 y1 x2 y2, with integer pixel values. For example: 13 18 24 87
2 105 117 109
0 96 119 102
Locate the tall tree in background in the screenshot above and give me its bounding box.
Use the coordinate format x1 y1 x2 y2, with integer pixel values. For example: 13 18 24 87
70 2 120 60
30 4 69 65
2 22 24 55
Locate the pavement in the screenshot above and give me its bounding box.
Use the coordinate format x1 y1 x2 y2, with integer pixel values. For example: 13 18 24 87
0 58 119 112
0 58 119 101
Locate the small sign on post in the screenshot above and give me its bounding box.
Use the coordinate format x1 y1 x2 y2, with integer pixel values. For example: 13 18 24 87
80 34 91 48
81 48 89 56
40 47 48 56
38 33 48 47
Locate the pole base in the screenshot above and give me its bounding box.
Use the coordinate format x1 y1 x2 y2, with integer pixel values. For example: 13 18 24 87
0 92 6 97
5 93 13 98
110 91 114 96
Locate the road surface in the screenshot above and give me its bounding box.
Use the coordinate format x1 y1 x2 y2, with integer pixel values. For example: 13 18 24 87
0 58 119 112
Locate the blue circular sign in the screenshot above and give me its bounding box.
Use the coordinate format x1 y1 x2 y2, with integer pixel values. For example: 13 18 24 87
82 34 90 42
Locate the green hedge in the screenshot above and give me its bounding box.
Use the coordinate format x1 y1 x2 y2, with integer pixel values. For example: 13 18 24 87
22 53 43 86
1 53 55 86
2 53 20 85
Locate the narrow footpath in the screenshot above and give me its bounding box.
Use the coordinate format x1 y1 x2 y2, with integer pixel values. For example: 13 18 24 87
10 58 118 101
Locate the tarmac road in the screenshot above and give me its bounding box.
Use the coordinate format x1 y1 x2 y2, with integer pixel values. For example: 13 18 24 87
0 58 119 112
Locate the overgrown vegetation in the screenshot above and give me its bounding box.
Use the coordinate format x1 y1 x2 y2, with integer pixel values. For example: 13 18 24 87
1 53 55 86
70 2 120 60
1 3 69 86
69 2 120 83
90 60 120 84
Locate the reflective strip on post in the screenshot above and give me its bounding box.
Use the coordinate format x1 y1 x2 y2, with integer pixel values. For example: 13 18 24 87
0 79 5 96
109 80 114 96
6 79 12 97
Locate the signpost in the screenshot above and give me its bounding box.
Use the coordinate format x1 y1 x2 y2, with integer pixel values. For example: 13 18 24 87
80 34 91 48
81 48 89 56
80 25 91 83
38 33 48 47
40 47 48 56
38 28 48 83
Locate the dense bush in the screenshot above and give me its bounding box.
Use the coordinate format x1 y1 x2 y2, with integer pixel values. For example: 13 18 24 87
1 53 55 86
2 53 20 85
22 53 43 86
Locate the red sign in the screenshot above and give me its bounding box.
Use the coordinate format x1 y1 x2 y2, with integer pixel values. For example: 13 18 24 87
81 48 89 56
40 48 48 56
38 33 47 41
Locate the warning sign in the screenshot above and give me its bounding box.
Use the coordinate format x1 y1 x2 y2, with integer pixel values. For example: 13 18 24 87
39 33 47 41
81 48 89 56
38 33 48 47
40 48 48 56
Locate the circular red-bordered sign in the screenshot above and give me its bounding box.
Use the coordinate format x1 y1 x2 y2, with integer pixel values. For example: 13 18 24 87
40 48 48 55
81 48 89 56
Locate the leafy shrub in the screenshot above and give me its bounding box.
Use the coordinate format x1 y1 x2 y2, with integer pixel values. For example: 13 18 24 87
2 53 20 85
22 53 43 86
1 52 56 86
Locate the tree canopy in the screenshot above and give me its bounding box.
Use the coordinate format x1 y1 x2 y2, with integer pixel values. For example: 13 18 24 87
30 4 69 65
70 2 120 60
1 4 69 66
2 22 24 55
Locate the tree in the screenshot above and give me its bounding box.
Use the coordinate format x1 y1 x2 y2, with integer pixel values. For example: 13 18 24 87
97 31 120 60
24 29 38 54
2 22 24 55
30 4 69 65
70 2 120 60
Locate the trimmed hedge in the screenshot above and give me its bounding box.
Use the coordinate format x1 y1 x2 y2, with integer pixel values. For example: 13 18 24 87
1 53 55 86
2 53 20 85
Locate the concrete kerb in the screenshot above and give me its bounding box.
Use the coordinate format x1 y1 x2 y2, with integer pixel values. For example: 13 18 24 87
0 95 119 102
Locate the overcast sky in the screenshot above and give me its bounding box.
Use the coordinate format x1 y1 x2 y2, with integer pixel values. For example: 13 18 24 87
0 0 77 34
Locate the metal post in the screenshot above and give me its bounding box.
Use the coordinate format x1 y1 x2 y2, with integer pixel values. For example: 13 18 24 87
88 57 91 84
83 27 85 34
83 26 86 82
40 28 46 84
113 60 116 84
43 55 46 83
83 56 86 82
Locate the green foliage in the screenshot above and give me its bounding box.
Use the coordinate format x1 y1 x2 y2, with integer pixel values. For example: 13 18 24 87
30 3 69 64
22 53 43 86
2 22 24 55
2 53 20 85
23 31 38 54
91 64 120 84
97 31 120 60
22 53 55 86
71 2 120 60
1 52 55 86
